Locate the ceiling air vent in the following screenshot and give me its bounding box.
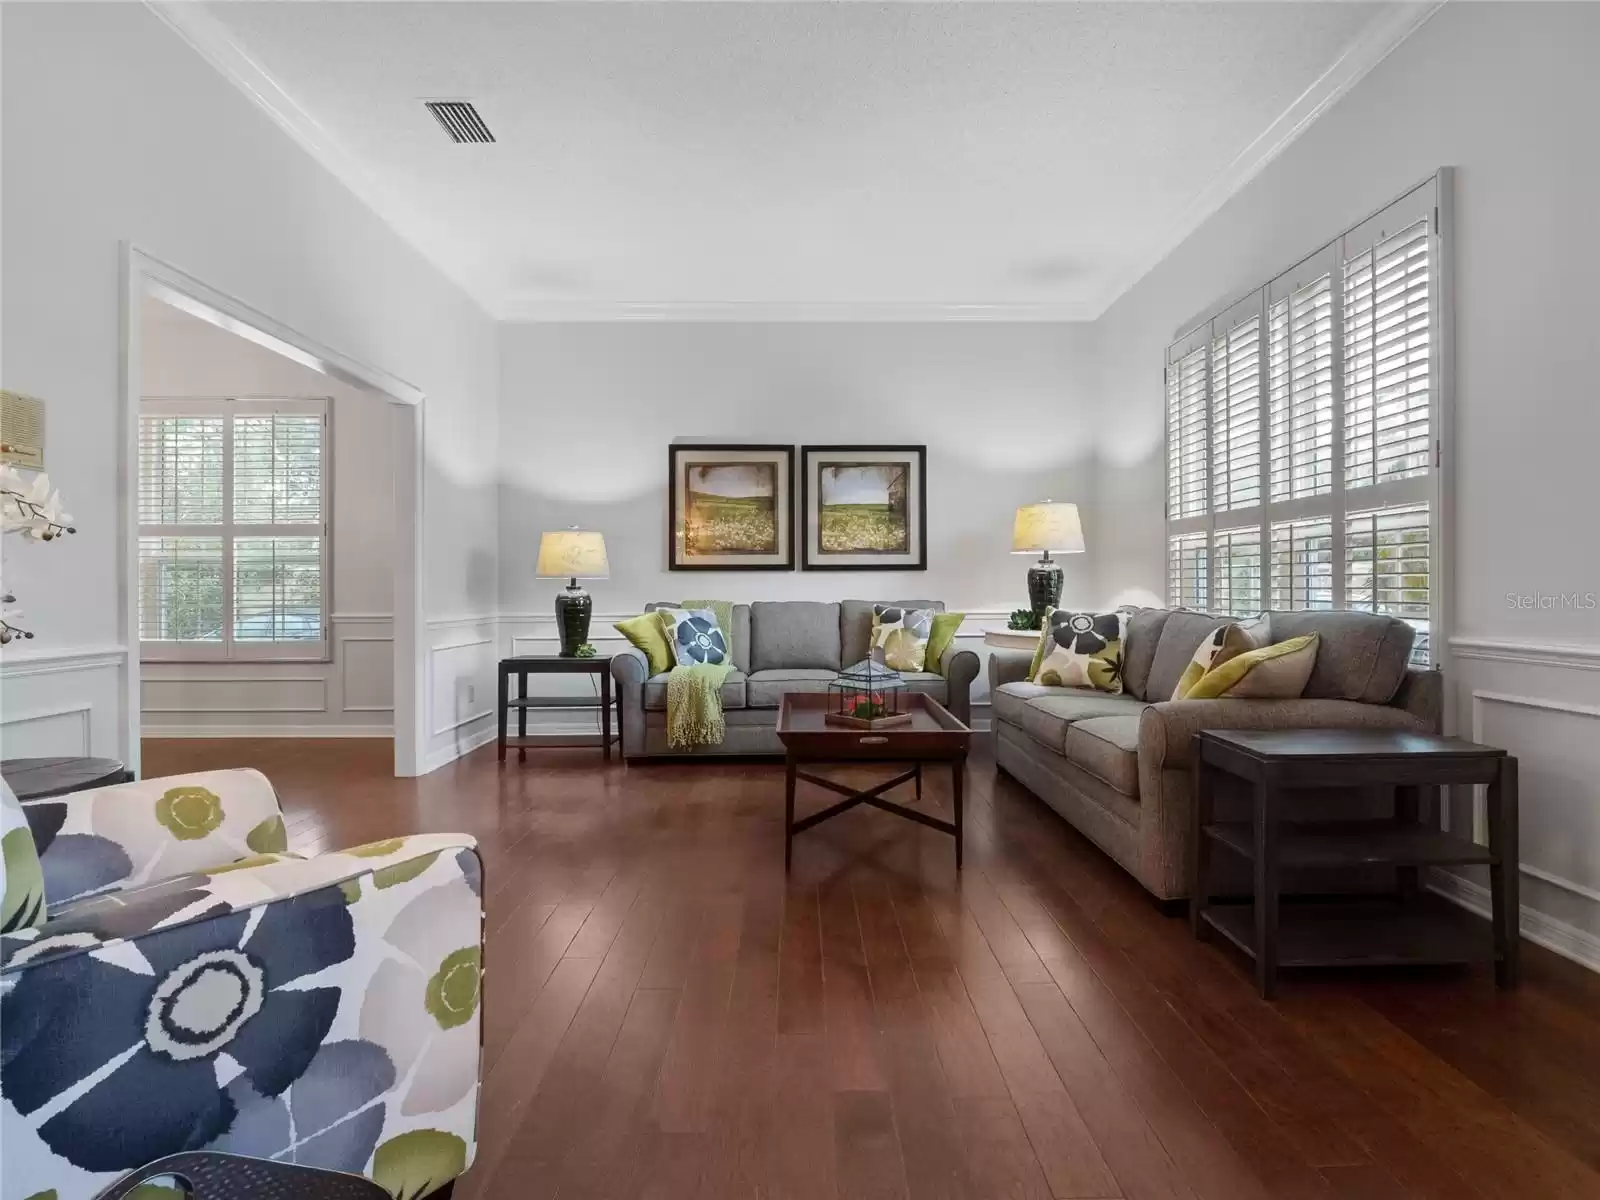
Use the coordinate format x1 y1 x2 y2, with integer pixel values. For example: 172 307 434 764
425 100 495 144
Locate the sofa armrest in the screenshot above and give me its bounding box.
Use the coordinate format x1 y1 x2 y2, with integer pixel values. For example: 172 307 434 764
610 647 649 757
1391 667 1442 733
22 767 287 908
2 833 483 1198
988 648 1034 692
1138 698 1430 771
940 644 980 725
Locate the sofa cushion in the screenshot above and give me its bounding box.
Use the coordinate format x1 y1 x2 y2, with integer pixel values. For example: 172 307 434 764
1120 607 1172 700
1267 611 1415 704
840 599 943 667
1064 716 1142 795
991 682 1149 753
746 668 838 708
643 670 747 712
750 602 842 672
646 602 753 673
1145 610 1230 704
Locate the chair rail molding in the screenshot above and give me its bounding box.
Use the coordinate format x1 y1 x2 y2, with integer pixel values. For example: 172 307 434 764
1449 635 1600 672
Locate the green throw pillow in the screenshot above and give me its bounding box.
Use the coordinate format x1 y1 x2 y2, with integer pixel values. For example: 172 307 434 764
1031 608 1127 693
925 612 964 676
2 777 46 932
614 612 674 676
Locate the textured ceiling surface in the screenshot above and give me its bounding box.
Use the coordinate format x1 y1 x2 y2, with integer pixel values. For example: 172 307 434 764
201 1 1398 316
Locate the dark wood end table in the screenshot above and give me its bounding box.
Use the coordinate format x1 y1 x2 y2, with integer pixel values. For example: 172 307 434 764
775 692 971 869
2 756 131 800
1190 728 1518 998
498 655 619 763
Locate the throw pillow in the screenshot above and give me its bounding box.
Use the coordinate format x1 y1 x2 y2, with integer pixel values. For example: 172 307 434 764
1031 609 1128 693
1185 633 1321 700
925 612 964 677
657 607 730 667
2 776 47 932
870 605 936 672
614 612 675 676
1170 614 1270 701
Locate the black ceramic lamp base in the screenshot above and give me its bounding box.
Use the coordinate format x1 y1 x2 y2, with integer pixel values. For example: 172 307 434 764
554 583 592 656
1027 559 1063 617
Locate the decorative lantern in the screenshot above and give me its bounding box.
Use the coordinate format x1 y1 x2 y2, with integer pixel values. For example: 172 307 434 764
825 659 910 729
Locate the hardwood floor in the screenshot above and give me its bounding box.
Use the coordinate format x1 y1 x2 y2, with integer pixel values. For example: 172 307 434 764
143 737 1600 1200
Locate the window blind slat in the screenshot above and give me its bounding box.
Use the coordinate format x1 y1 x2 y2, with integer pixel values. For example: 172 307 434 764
234 415 324 525
1344 218 1431 489
234 536 323 643
1167 347 1210 520
1211 317 1262 513
138 416 224 525
1346 502 1431 664
138 536 224 642
1212 526 1263 617
1168 532 1208 611
1268 276 1335 501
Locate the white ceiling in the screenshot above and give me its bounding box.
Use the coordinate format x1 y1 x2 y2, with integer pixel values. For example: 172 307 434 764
180 1 1428 320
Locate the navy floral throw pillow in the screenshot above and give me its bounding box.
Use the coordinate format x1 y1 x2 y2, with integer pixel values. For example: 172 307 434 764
656 607 730 667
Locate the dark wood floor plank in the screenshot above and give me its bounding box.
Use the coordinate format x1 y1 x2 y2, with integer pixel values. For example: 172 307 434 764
138 739 1600 1200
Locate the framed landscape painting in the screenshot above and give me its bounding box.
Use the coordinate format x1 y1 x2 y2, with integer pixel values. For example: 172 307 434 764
669 443 795 570
801 445 927 570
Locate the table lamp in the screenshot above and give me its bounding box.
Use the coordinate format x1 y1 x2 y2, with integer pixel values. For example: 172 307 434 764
1012 501 1084 616
536 528 609 656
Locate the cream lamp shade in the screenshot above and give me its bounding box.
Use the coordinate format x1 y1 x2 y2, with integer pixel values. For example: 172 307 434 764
536 529 610 579
1011 502 1085 555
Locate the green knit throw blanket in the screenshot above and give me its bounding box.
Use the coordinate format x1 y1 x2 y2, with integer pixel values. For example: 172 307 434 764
667 661 734 748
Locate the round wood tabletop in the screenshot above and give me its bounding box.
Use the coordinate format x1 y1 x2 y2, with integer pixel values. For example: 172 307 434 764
0 756 129 801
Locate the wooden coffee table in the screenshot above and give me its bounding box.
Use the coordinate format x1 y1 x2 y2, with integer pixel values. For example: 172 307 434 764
775 691 971 869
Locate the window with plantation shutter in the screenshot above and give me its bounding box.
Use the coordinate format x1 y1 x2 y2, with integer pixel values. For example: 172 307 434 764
1165 173 1447 664
1169 532 1208 611
139 398 329 661
1166 345 1209 520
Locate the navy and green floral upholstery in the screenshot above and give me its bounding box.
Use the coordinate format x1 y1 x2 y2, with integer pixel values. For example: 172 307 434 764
0 769 483 1200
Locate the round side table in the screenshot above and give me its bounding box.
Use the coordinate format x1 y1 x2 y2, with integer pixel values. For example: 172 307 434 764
0 756 130 800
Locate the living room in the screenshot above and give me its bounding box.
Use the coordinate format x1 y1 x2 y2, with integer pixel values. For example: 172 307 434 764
3 3 1598 1199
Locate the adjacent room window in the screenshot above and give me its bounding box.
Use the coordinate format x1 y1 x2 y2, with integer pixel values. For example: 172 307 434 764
1165 174 1446 664
139 398 330 660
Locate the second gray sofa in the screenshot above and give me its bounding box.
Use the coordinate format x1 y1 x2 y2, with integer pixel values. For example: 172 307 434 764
611 600 980 760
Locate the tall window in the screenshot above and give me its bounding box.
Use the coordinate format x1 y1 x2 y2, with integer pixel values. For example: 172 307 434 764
139 398 329 661
1165 175 1446 664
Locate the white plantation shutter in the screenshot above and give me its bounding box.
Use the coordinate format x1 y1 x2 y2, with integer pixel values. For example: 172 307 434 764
1211 311 1262 513
1169 532 1208 611
1344 218 1432 489
1166 344 1209 520
1164 174 1445 661
1347 503 1431 664
1270 518 1335 611
1211 527 1263 617
1268 269 1335 501
139 398 329 660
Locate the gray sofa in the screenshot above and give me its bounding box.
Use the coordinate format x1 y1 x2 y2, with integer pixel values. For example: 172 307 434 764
990 607 1443 901
611 600 980 760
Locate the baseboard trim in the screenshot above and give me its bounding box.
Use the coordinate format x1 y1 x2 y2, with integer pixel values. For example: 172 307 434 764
1428 869 1600 975
143 725 394 739
423 724 498 774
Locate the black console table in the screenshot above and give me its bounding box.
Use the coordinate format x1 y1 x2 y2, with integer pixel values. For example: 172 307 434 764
1190 728 1518 998
498 655 619 763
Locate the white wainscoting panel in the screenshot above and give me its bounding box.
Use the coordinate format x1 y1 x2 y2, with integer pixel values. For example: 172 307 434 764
0 647 127 761
142 616 395 737
425 616 499 772
1435 634 1600 973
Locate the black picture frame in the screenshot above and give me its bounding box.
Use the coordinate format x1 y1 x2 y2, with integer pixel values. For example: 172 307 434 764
800 444 928 571
668 443 796 571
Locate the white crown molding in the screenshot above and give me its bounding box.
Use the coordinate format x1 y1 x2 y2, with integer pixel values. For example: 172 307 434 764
145 0 494 320
1084 1 1445 319
496 299 1099 324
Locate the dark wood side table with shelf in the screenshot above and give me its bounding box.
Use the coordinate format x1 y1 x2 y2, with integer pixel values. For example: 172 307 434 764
498 655 619 763
1190 728 1518 998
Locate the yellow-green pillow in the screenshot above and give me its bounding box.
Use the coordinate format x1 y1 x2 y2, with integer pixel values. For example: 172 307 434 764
870 605 935 672
926 612 964 676
614 612 674 676
1031 609 1127 693
1184 633 1320 700
1170 615 1270 700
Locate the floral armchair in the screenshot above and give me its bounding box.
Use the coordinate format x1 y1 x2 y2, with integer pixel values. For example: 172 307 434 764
0 769 482 1200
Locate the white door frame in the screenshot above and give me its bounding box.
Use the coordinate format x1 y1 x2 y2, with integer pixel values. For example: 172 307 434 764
119 244 428 776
